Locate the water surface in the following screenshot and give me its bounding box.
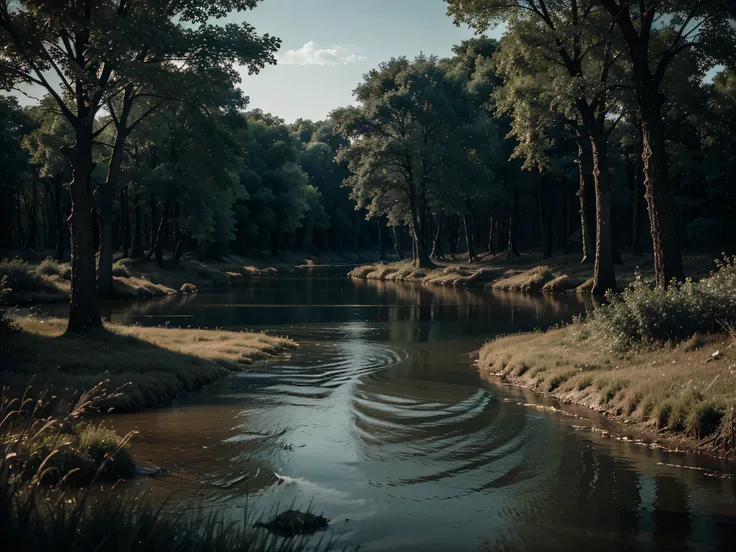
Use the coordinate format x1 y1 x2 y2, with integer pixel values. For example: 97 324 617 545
92 270 736 551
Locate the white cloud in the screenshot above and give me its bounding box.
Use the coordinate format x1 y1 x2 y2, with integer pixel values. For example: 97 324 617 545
277 41 366 66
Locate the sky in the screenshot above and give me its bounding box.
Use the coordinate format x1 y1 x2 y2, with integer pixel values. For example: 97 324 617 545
231 0 500 123
10 1 501 123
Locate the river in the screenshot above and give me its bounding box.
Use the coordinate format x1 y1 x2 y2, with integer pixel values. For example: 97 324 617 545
89 269 736 551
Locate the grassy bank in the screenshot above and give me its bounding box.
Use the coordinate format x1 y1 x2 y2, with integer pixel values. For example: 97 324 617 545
476 259 736 456
0 249 373 304
1 317 295 413
349 251 715 293
0 455 336 552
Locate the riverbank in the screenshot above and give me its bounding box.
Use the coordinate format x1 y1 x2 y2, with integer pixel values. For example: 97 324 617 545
1 316 296 412
349 251 716 293
477 326 736 456
0 249 375 304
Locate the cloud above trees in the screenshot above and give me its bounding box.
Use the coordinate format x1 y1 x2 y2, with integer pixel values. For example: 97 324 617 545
277 41 366 66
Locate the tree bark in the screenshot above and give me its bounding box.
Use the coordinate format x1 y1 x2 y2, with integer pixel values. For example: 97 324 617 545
576 138 596 263
392 226 403 261
431 210 444 260
463 213 475 263
590 129 616 295
65 122 103 332
640 98 684 286
409 199 432 268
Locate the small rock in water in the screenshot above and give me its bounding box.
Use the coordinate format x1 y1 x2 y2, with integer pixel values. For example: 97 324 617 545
180 283 198 294
136 464 169 477
255 510 329 537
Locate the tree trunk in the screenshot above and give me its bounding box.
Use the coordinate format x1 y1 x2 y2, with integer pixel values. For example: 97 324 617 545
377 217 386 261
577 138 596 263
431 210 444 260
173 232 187 265
149 194 158 251
448 215 457 260
640 99 684 286
65 123 103 332
538 177 552 260
590 130 616 295
505 187 520 259
145 201 167 263
462 209 475 263
409 193 432 268
121 187 131 258
487 202 495 255
96 128 128 296
155 201 170 266
392 226 403 261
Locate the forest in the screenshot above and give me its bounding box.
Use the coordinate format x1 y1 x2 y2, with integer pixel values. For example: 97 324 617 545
0 0 735 334
3 2 736 550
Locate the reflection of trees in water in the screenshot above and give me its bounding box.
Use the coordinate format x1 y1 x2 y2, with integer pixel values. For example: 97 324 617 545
356 278 590 327
538 433 736 550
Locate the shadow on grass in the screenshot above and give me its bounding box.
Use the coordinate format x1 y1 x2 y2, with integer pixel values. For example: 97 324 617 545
2 319 293 414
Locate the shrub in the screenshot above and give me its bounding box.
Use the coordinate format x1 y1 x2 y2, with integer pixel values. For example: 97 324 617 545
112 260 132 277
587 256 736 350
36 257 63 276
0 258 59 296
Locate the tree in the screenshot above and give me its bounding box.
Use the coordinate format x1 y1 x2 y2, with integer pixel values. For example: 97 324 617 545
593 0 735 286
337 56 472 268
447 0 623 293
0 0 279 330
0 96 35 250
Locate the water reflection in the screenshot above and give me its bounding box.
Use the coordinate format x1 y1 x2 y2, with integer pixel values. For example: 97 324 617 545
89 273 736 551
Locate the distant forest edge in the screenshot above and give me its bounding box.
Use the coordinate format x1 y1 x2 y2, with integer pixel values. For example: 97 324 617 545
1 1 735 331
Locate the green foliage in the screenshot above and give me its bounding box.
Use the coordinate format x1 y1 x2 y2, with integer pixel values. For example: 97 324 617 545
588 257 736 350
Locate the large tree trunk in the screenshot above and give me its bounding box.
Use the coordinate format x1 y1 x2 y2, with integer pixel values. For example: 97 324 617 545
590 129 617 295
96 126 128 296
640 98 684 286
409 191 432 268
410 214 432 268
576 138 596 263
65 122 103 333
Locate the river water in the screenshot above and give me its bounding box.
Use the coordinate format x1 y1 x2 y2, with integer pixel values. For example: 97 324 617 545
92 269 736 551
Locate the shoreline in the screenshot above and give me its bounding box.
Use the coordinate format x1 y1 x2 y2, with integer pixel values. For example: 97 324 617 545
2 316 296 413
475 326 736 458
349 251 717 293
0 250 375 306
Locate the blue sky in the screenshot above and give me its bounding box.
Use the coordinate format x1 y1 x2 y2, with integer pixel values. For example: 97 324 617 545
232 0 499 123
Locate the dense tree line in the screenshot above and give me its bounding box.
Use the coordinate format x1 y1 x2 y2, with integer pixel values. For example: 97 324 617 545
1 0 735 333
0 0 369 332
